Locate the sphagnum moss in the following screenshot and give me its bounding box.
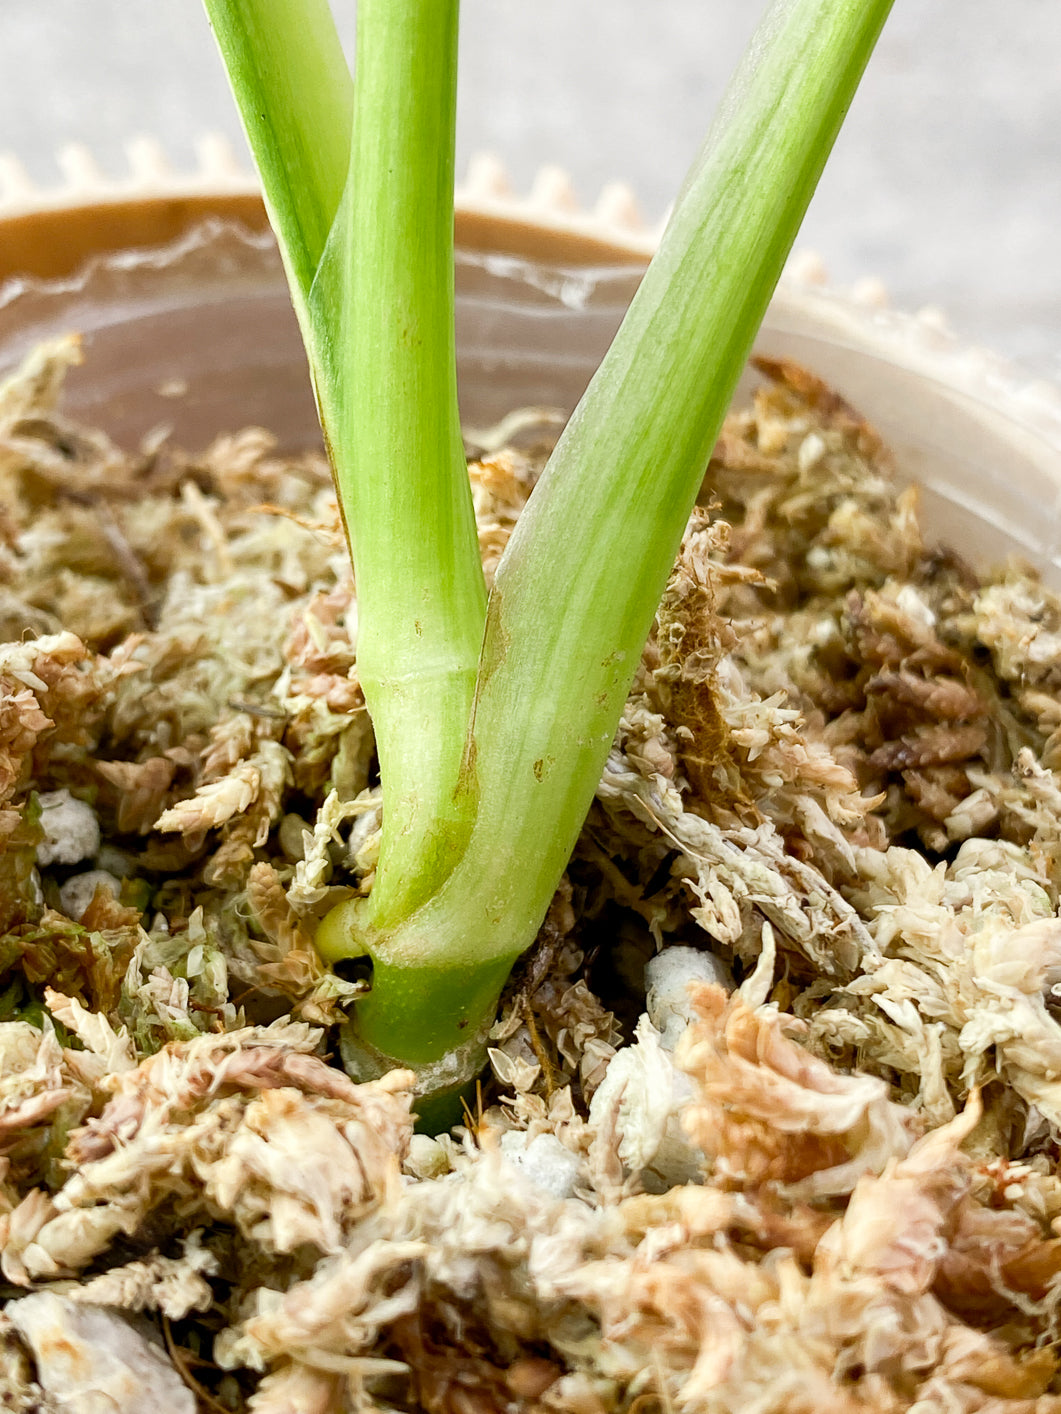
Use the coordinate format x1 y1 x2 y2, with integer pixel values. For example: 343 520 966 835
2 340 1061 1404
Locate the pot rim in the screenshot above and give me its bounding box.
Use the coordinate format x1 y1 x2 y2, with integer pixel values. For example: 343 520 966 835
0 142 657 281
2 145 1057 456
1 152 1058 581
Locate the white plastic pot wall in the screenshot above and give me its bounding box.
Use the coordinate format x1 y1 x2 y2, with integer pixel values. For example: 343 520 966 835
0 169 1057 585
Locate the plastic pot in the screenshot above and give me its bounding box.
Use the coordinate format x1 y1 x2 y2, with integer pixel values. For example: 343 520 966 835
0 184 1057 586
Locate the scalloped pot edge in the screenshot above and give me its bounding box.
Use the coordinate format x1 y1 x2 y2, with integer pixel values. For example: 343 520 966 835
0 181 1058 586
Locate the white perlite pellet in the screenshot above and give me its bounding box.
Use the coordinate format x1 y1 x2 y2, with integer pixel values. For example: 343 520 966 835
58 869 122 921
500 1130 581 1200
35 789 100 867
644 945 734 1047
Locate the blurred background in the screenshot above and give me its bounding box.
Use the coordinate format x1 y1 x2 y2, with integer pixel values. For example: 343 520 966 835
1 0 1058 373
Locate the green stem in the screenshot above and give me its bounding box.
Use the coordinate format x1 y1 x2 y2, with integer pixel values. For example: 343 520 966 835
321 902 510 1124
350 953 512 1067
325 0 487 931
331 0 894 1073
204 3 485 937
201 0 352 314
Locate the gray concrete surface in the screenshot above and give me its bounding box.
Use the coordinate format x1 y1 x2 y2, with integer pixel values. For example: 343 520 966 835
2 2 1059 373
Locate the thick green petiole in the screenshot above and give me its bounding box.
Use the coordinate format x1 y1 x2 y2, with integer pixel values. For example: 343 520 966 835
441 0 898 936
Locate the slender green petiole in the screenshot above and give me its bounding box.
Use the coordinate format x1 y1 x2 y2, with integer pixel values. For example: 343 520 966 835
321 0 487 934
201 0 352 321
206 0 487 938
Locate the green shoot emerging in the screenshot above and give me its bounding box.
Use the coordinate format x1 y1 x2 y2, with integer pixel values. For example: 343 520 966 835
203 0 894 1109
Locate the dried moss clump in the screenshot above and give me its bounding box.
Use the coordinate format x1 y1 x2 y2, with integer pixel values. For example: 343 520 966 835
0 340 1060 1411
